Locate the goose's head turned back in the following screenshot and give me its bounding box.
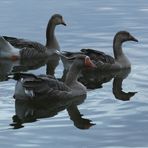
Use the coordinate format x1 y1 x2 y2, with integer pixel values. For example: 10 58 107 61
65 54 96 87
67 55 96 70
114 31 138 44
50 14 66 26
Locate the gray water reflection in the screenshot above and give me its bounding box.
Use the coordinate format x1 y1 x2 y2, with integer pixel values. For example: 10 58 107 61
112 69 137 101
12 57 49 73
11 95 95 130
79 68 137 101
0 60 18 81
0 57 48 82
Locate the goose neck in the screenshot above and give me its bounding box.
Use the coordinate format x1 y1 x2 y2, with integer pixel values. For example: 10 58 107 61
45 20 59 50
113 38 123 60
65 64 81 86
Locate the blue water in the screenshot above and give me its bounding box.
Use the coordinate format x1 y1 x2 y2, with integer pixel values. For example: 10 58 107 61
0 0 148 147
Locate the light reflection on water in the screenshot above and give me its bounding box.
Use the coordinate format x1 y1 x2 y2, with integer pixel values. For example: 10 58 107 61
0 0 148 148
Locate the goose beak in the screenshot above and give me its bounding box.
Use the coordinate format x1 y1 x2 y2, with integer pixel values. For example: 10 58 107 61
85 56 96 68
130 35 138 42
61 19 67 26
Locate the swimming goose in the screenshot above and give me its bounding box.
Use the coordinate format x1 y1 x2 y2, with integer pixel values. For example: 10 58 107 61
81 31 138 70
1 14 66 75
8 55 96 101
62 31 138 70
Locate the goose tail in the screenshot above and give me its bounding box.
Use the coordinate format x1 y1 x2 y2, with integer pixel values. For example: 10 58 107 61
0 36 20 60
0 36 14 51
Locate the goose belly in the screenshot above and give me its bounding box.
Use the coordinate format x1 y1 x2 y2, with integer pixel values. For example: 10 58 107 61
116 55 131 68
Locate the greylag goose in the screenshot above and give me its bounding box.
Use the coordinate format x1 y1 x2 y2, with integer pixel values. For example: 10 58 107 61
1 14 66 75
8 55 96 101
62 31 138 70
81 31 138 70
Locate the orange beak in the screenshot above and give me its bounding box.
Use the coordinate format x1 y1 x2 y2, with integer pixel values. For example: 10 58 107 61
84 56 96 68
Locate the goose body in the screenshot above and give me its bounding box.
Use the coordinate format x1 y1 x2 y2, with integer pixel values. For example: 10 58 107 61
1 14 66 75
9 55 96 101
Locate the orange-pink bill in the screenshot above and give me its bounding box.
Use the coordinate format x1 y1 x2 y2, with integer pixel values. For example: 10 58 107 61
84 56 96 68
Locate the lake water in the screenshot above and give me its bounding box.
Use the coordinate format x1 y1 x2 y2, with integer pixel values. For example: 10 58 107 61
0 0 148 147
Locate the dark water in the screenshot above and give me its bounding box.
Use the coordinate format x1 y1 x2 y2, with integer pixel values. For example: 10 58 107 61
0 0 148 147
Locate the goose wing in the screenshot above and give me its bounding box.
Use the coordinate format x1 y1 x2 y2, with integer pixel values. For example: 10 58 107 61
3 36 48 59
23 76 74 100
11 73 69 92
81 48 115 64
23 75 70 93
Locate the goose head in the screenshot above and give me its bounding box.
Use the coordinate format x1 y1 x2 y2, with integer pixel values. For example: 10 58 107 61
46 14 66 50
114 31 138 43
67 55 96 69
50 14 66 26
64 55 96 85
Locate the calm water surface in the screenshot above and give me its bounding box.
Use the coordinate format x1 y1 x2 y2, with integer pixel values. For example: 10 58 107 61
0 0 148 148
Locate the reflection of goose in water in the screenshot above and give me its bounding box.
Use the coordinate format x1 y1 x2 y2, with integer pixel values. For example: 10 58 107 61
0 57 49 81
0 60 19 81
78 68 117 89
1 14 66 76
79 68 137 101
61 59 137 101
82 68 137 101
112 68 137 101
10 95 95 129
67 103 95 129
12 56 49 72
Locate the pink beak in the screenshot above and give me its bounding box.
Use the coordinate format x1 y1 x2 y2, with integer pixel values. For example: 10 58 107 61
85 56 96 68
